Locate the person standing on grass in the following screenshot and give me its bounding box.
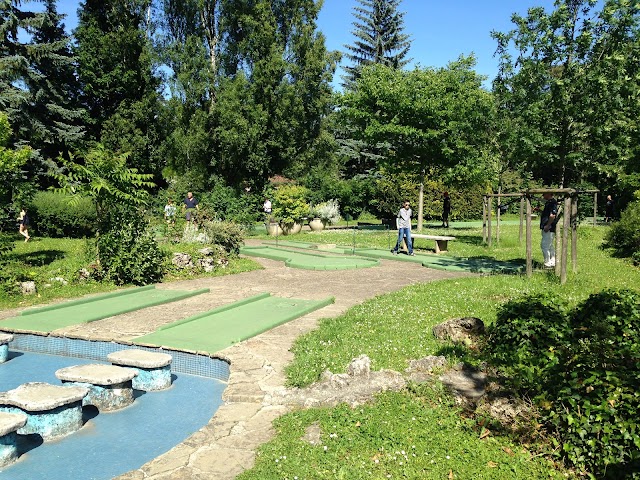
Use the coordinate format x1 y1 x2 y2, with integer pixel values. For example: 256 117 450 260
18 207 30 242
391 199 414 256
605 195 615 223
182 192 199 222
263 197 272 221
540 192 558 268
164 198 176 224
441 191 451 228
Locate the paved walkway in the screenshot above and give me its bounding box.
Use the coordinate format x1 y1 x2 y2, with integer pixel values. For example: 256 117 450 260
2 242 471 479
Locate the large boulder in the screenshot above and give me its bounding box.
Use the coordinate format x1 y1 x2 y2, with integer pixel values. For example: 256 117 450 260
20 281 36 295
172 253 193 269
432 317 485 343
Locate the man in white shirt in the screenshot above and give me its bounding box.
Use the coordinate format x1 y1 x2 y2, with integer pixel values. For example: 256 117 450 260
391 200 414 256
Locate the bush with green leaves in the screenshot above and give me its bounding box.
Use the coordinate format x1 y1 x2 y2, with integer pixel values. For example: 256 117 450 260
486 290 640 478
96 217 166 285
30 191 97 238
310 199 341 224
605 199 640 258
272 184 309 225
200 220 244 254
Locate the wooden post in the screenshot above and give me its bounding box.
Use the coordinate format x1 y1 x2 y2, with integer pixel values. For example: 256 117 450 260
496 199 501 244
572 194 578 273
482 196 487 243
487 195 493 247
519 196 524 244
526 196 532 277
555 207 562 277
593 191 598 227
417 169 425 232
561 196 571 284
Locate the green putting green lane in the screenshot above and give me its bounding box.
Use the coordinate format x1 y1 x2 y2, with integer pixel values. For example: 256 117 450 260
240 246 379 270
261 240 350 254
352 248 525 274
0 286 210 333
134 293 334 353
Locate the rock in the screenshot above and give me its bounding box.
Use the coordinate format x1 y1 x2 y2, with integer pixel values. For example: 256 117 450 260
439 369 487 402
329 373 350 389
216 257 229 268
302 422 322 445
20 281 36 295
172 253 193 269
49 276 68 286
432 317 485 343
78 268 91 281
198 247 215 256
197 257 216 272
405 355 447 373
346 354 371 378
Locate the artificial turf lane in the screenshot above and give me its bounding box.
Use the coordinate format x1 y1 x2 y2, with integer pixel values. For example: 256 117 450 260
240 246 379 270
352 248 525 274
0 285 210 333
134 293 334 353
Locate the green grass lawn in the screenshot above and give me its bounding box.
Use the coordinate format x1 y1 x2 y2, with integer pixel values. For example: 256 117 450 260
240 223 638 479
0 236 261 310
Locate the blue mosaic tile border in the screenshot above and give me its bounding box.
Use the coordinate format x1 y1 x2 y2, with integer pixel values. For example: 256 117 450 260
8 334 229 382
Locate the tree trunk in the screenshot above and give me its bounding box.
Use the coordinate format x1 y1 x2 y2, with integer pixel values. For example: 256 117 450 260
417 168 424 232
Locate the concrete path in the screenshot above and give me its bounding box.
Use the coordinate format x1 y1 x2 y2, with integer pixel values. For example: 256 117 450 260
2 242 471 479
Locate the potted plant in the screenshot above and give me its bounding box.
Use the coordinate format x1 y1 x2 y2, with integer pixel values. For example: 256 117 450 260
313 199 341 230
308 205 324 231
272 184 309 235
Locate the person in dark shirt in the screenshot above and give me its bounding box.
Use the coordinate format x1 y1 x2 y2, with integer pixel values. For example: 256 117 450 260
18 207 30 242
605 195 615 223
182 192 199 222
441 192 451 228
540 192 559 268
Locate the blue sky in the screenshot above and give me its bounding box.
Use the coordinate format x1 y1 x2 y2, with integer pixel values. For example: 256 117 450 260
53 0 558 87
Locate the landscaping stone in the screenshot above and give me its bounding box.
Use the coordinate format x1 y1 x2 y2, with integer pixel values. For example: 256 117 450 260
78 268 91 281
198 258 216 272
346 354 370 378
20 281 36 295
49 276 68 286
172 253 193 269
439 369 487 402
406 355 447 373
432 317 485 343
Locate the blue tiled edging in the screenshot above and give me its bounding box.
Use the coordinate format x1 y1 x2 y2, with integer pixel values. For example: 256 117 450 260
8 334 229 382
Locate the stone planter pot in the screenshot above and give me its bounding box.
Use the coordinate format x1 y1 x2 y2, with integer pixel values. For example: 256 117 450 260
309 218 325 232
281 222 302 235
266 223 283 236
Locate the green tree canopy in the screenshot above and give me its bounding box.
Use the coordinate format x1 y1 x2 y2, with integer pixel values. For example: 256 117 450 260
338 58 495 185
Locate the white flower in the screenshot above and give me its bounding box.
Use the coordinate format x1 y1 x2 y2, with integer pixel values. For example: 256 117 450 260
446 455 451 460
323 445 328 451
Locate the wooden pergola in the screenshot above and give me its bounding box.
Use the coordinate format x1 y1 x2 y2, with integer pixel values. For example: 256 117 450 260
482 188 600 284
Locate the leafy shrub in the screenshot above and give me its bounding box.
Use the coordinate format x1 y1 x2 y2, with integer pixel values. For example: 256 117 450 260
199 183 261 224
97 219 166 285
605 199 640 257
486 290 640 478
200 220 244 254
310 199 341 224
30 190 97 238
272 184 309 225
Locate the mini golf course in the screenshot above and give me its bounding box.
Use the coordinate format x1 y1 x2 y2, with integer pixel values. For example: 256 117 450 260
240 246 379 270
0 285 209 333
254 241 524 274
135 293 334 353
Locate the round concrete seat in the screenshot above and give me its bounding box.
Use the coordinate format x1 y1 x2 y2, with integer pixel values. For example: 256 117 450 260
0 333 14 363
0 382 88 440
0 411 27 467
107 350 173 391
55 364 138 411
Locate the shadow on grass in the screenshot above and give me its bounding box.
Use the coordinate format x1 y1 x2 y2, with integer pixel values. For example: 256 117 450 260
423 255 527 274
8 249 66 266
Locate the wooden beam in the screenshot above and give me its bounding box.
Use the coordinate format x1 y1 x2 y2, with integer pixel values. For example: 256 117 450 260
593 192 598 227
526 197 532 277
561 196 571 284
487 196 493 247
572 195 578 273
482 196 487 243
526 188 576 195
519 197 524 243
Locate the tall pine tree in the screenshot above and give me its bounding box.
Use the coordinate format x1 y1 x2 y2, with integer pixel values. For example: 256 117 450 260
341 0 412 89
0 0 84 160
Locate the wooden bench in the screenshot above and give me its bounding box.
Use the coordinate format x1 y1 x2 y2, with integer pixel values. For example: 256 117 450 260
411 234 456 254
107 349 173 391
0 382 88 440
56 364 138 411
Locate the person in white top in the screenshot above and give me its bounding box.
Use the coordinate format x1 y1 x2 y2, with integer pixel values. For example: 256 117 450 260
263 198 272 220
391 200 414 256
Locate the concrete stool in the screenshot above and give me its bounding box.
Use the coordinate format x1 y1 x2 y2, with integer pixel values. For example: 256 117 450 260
0 411 27 467
0 382 88 440
55 364 138 412
107 350 173 391
0 333 14 363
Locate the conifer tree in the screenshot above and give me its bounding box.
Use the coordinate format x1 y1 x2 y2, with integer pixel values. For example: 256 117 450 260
0 0 84 159
342 0 412 89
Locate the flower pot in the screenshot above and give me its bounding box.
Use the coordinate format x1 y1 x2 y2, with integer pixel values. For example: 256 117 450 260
266 223 283 236
309 218 325 231
281 222 302 235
